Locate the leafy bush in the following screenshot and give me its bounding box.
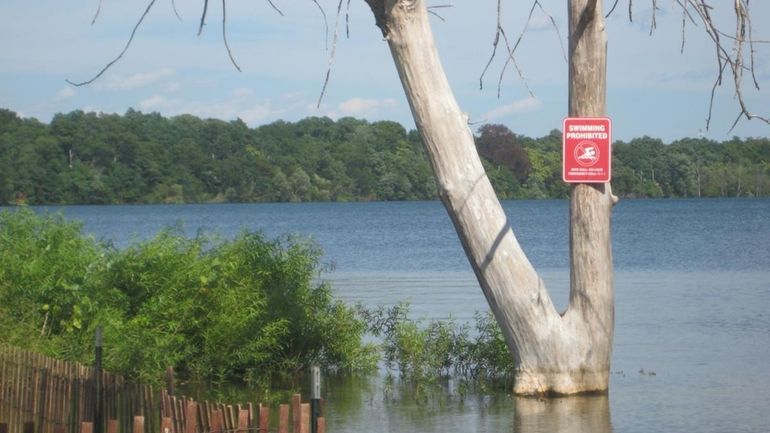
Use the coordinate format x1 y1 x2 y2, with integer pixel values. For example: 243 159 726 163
360 303 517 395
0 208 376 385
0 209 514 396
0 209 106 337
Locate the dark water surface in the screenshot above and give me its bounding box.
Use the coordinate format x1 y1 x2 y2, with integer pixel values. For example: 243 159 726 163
27 199 770 433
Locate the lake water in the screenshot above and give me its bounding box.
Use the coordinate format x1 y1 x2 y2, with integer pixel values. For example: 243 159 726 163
27 199 770 433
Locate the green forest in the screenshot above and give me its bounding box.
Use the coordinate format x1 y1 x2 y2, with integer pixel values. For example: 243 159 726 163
1 107 769 205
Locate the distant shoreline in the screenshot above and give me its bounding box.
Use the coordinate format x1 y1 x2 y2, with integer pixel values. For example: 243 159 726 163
2 108 768 205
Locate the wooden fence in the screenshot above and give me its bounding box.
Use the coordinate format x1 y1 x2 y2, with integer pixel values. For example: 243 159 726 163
0 346 324 433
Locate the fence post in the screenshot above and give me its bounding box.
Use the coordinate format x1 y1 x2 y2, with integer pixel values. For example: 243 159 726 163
165 368 175 397
37 368 48 433
278 405 289 433
291 395 301 433
161 418 172 433
310 366 321 433
236 409 248 433
184 403 197 433
258 406 269 433
132 417 143 433
93 328 103 433
300 405 310 433
209 410 223 433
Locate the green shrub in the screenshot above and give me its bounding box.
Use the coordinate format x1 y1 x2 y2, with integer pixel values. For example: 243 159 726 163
361 303 516 396
0 209 106 338
0 209 376 385
0 208 513 396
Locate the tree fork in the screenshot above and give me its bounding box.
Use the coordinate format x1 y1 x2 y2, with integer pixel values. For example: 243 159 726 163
364 0 615 395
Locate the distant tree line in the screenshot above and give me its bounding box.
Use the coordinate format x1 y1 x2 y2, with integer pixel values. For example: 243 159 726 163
1 107 768 205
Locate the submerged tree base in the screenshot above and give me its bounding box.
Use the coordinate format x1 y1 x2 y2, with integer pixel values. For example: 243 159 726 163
513 369 610 396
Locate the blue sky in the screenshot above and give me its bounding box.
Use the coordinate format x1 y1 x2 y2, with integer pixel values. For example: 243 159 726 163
1 1 768 142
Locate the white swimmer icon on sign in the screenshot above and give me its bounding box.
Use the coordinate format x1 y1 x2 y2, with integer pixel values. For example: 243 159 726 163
574 141 600 167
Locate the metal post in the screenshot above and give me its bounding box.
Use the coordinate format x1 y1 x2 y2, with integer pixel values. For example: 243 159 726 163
94 327 103 433
310 366 321 433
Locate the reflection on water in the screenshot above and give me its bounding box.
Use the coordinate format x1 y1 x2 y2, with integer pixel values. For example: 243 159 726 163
320 374 613 433
514 396 612 433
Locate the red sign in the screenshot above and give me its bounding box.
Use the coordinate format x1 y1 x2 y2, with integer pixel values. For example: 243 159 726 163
562 117 612 183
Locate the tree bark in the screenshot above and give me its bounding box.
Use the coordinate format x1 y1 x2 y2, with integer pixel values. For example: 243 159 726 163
364 0 614 395
564 0 615 392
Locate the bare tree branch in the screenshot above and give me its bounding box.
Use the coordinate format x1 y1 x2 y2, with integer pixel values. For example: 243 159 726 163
428 10 446 21
536 1 567 64
171 0 183 22
198 0 209 36
680 5 687 54
649 0 658 36
70 0 770 133
657 0 770 130
221 0 287 72
73 0 290 87
745 2 760 91
728 110 745 133
480 0 566 98
91 0 103 25
427 4 453 22
497 35 534 99
712 29 770 44
706 61 728 128
222 0 241 72
496 0 539 98
317 0 345 108
605 0 621 18
312 0 330 51
675 0 698 26
67 0 159 87
266 0 285 17
345 0 352 37
479 0 505 91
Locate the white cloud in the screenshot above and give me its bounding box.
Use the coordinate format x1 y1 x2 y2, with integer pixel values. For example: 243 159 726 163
55 86 76 100
238 103 275 124
338 97 398 117
135 93 282 125
283 91 306 101
138 95 169 111
231 87 254 98
481 97 542 120
164 82 182 93
97 67 176 91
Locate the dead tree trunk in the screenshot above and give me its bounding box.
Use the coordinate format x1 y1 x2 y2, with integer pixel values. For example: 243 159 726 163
565 0 615 393
364 0 614 395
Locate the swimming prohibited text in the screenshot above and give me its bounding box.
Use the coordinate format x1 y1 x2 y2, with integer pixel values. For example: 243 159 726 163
562 117 612 183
